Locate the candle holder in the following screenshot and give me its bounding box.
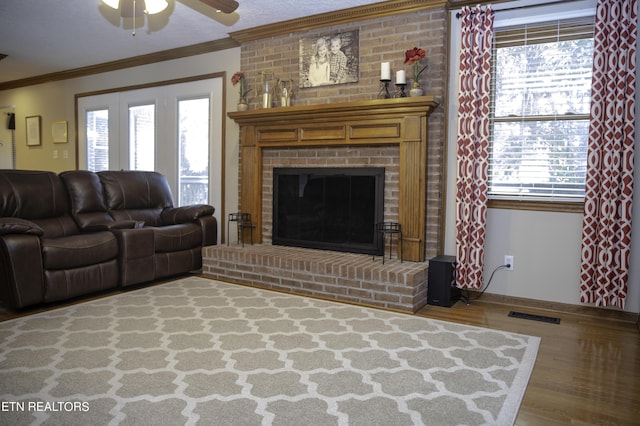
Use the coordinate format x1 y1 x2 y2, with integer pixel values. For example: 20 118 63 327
277 78 295 107
378 79 392 99
394 83 407 98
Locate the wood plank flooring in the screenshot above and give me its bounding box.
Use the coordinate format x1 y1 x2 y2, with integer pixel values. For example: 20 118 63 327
1 276 638 425
416 297 640 426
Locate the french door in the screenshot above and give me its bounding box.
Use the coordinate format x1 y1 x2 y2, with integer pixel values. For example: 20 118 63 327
77 78 222 212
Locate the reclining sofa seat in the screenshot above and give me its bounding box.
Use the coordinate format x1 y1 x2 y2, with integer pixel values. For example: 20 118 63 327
61 170 217 287
0 170 119 308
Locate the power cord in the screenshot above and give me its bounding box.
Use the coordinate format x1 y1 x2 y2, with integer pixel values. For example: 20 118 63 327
463 263 510 303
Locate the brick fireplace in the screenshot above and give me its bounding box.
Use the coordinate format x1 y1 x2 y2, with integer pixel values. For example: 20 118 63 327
264 148 395 252
202 97 439 312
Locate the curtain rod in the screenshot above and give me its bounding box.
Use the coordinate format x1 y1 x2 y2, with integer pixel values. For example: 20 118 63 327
455 0 584 18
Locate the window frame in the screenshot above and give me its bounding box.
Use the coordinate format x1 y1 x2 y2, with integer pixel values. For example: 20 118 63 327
488 17 594 213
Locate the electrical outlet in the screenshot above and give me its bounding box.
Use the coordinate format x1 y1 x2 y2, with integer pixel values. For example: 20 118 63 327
504 255 514 271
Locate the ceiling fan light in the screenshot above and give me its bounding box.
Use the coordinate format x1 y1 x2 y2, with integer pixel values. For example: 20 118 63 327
102 0 120 10
144 0 169 14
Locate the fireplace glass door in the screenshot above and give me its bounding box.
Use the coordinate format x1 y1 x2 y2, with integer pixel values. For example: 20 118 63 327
273 167 384 255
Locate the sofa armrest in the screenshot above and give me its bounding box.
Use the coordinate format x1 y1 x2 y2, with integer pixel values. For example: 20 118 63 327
161 205 215 225
0 234 45 308
111 227 155 286
199 215 218 246
0 218 44 236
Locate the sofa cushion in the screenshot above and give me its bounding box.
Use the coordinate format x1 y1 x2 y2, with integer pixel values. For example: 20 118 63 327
42 232 118 269
44 260 119 303
31 216 80 238
152 223 202 253
0 170 69 220
0 170 78 239
60 170 115 229
98 171 174 226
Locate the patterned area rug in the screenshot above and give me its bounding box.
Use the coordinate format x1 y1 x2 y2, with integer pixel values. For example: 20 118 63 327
0 276 539 425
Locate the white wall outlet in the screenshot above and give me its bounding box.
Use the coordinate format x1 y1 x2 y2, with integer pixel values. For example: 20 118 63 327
504 255 514 271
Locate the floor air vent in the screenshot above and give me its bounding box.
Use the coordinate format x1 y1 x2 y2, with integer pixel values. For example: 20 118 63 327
508 311 561 324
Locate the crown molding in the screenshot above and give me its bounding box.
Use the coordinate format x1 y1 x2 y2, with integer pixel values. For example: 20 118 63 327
0 38 239 91
229 0 448 44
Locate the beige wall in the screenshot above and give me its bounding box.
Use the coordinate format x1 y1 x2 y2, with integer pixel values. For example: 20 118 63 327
4 83 76 172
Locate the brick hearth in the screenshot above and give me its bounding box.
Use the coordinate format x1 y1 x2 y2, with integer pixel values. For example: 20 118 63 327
202 244 428 313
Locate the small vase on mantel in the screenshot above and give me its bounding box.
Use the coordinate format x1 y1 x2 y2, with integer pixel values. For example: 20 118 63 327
237 99 249 111
409 81 424 97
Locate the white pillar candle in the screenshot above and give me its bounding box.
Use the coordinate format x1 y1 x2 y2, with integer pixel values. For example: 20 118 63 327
396 70 406 84
262 81 271 108
381 62 391 80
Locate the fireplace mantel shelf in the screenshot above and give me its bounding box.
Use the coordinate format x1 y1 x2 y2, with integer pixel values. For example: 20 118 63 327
228 97 440 262
228 97 439 124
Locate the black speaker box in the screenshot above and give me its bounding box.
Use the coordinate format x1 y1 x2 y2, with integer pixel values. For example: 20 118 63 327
427 255 460 307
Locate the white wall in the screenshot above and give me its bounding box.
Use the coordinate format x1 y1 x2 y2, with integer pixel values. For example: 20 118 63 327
0 47 241 232
444 0 640 313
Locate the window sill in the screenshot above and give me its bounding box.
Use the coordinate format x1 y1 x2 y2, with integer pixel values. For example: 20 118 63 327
488 199 584 213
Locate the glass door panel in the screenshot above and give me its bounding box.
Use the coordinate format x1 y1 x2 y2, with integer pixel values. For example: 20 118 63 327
178 98 210 206
85 109 109 171
129 104 155 171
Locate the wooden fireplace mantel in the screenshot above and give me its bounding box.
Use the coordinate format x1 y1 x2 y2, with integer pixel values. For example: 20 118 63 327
228 97 439 262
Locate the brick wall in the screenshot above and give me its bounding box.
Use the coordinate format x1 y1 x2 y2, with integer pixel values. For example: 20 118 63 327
238 7 447 260
202 245 429 312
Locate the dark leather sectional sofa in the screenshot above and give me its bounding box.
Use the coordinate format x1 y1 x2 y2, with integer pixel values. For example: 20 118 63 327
0 169 218 310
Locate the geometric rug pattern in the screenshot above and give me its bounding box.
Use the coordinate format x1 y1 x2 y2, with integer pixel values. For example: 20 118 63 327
0 276 539 425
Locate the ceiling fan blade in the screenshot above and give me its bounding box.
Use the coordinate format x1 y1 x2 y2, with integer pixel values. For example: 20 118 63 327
199 0 239 14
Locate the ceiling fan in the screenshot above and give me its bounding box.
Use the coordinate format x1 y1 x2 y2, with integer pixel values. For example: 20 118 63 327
102 0 239 17
99 0 239 35
199 0 239 14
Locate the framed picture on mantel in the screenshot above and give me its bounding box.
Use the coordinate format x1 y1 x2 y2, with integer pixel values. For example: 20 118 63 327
299 30 359 88
26 115 41 146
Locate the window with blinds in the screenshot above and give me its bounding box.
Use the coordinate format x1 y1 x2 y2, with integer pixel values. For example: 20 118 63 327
489 17 594 202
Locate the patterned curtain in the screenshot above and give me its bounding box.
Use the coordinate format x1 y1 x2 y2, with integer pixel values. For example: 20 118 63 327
456 5 494 289
580 0 638 308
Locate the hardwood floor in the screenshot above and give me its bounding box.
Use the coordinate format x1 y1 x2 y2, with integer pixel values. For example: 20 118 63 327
416 297 640 426
1 277 638 425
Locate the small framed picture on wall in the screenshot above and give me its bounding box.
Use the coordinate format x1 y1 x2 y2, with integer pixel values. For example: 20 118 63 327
52 121 68 143
26 115 41 146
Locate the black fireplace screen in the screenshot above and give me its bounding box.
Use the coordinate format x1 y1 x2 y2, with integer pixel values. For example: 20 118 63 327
273 167 385 255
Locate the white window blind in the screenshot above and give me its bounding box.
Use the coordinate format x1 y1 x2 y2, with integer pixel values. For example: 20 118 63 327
489 17 594 202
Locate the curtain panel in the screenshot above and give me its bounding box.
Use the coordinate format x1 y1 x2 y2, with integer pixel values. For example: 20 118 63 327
455 5 495 289
580 0 638 308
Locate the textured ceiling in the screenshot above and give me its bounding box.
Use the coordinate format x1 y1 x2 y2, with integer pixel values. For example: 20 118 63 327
0 0 385 84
